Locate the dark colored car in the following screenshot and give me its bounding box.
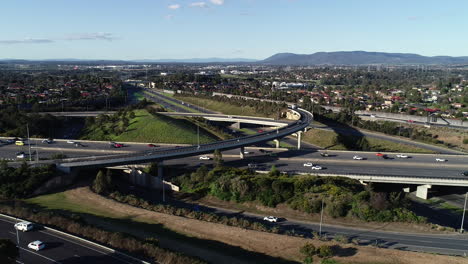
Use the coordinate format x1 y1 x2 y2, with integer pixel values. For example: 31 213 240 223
147 144 158 148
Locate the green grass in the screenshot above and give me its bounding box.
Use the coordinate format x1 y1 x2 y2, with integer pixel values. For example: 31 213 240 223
133 91 145 101
303 129 435 153
175 96 273 118
81 109 219 144
27 192 121 218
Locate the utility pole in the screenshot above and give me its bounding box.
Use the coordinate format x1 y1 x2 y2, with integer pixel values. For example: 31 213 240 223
460 192 468 233
26 124 32 162
15 217 20 245
197 125 200 148
319 197 324 237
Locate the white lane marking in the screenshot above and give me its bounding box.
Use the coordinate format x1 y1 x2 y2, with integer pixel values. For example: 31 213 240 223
39 230 135 264
19 246 61 263
9 231 16 235
16 260 25 264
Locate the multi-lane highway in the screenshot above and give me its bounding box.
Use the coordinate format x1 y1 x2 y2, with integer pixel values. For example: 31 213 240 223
0 215 145 264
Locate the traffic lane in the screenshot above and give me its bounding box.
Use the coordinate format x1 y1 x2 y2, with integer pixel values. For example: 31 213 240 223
0 217 142 264
163 154 467 178
279 149 468 166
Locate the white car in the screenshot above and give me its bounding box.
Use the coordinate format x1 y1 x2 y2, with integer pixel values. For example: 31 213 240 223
303 162 313 167
66 140 76 144
199 156 210 160
396 154 409 158
311 165 322 170
243 151 251 154
14 221 34 232
28 240 45 251
16 152 25 159
263 216 278 223
353 155 364 160
435 158 447 162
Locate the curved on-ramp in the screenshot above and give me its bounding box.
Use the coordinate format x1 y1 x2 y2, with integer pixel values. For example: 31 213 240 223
57 108 313 170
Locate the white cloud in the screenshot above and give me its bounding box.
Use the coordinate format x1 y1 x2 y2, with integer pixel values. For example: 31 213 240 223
189 2 208 8
165 15 175 20
168 4 181 10
210 0 224 5
0 33 117 45
64 32 116 41
0 38 54 44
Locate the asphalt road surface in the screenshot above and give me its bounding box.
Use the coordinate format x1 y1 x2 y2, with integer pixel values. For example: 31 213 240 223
1 138 466 178
0 216 145 264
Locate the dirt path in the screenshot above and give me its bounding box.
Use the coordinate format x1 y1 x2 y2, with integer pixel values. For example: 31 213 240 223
65 187 468 264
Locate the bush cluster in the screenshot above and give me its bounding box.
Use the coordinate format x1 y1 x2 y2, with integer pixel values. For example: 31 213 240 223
175 167 426 224
0 162 56 199
0 202 205 264
108 191 274 233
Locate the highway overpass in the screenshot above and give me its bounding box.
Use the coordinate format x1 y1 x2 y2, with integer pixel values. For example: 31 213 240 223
56 108 312 171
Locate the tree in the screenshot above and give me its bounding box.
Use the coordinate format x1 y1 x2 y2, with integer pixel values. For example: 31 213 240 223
0 239 19 264
92 170 113 195
300 243 316 264
269 165 280 177
213 149 223 167
317 245 333 258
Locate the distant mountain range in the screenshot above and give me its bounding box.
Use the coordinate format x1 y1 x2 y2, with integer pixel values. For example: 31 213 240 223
2 51 468 65
261 51 468 65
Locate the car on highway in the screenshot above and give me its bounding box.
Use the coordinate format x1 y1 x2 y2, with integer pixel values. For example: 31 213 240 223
353 155 364 160
263 216 278 223
320 152 329 157
462 171 468 176
199 156 210 160
396 154 410 158
111 143 124 148
303 162 313 167
14 221 34 232
376 153 389 159
16 152 25 159
248 163 257 169
258 129 264 133
243 151 251 154
75 142 84 147
28 240 45 251
259 149 265 153
42 138 54 144
311 165 323 170
15 140 25 146
67 140 76 144
435 158 447 162
147 144 159 147
5 139 15 144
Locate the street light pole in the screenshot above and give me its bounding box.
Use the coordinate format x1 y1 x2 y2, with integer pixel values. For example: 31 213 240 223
319 198 324 237
460 192 468 233
15 217 20 245
26 124 32 162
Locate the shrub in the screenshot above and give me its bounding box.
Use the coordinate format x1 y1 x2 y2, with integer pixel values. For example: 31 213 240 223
317 245 333 258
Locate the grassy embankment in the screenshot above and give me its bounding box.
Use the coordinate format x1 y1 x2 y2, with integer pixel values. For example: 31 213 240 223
303 128 435 153
174 96 273 118
80 109 219 144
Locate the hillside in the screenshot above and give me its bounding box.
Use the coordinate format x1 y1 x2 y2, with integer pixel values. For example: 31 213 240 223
80 109 219 144
262 51 468 65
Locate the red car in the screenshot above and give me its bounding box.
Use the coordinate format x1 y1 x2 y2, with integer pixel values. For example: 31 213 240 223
111 143 124 148
376 153 384 157
147 144 158 148
258 129 264 133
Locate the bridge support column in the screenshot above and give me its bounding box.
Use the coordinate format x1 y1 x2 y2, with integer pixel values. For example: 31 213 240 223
297 131 302 150
158 161 164 178
240 147 245 159
232 122 241 129
273 139 280 149
416 184 432 200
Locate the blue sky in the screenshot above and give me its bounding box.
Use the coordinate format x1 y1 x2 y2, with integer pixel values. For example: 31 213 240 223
1 0 467 60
